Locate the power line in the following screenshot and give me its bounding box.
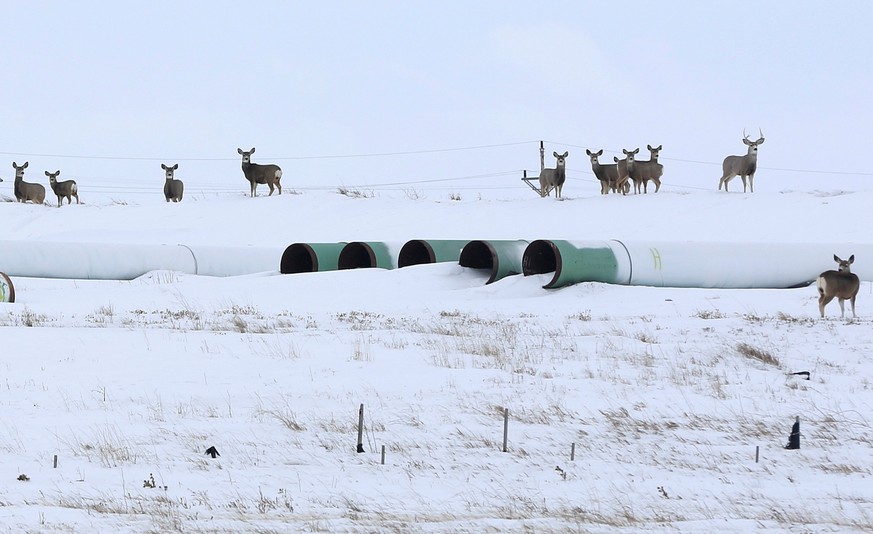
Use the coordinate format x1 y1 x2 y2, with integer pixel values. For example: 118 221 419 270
0 141 535 163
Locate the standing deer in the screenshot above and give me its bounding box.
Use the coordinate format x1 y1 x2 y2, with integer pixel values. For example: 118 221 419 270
12 161 45 204
614 148 641 194
539 151 568 198
719 129 764 192
587 149 620 195
817 254 860 319
162 163 184 202
237 147 282 197
45 170 79 207
633 144 663 193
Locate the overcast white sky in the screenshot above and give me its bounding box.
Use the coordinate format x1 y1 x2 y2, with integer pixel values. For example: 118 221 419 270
3 1 872 197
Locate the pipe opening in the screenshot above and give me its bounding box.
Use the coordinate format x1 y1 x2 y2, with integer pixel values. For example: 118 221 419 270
281 243 317 274
0 272 14 303
522 240 559 276
459 240 499 283
398 240 435 268
338 242 377 270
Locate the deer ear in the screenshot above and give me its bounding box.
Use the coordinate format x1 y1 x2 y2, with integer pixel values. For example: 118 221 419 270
237 148 243 155
562 151 568 157
23 162 28 168
250 147 256 154
173 164 179 170
834 254 840 262
45 171 50 176
596 149 603 156
757 137 764 145
161 164 167 170
849 255 855 263
633 148 639 155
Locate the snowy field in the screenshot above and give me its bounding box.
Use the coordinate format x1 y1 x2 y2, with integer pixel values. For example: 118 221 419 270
1 173 872 533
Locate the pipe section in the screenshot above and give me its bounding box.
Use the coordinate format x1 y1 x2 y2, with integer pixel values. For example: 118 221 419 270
398 239 469 268
0 272 14 303
338 241 401 270
523 239 872 289
281 242 346 274
459 240 528 284
0 241 280 280
523 240 629 289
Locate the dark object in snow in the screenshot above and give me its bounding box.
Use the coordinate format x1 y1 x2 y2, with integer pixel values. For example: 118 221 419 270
356 443 365 453
205 446 220 458
785 416 801 450
791 371 811 380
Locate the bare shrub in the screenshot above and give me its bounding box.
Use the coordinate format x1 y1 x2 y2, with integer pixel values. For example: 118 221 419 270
736 342 780 367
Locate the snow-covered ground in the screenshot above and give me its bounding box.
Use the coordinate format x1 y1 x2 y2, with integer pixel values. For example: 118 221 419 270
1 175 871 532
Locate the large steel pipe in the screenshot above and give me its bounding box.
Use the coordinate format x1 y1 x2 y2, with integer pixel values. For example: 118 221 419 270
523 239 872 289
0 241 280 280
338 241 402 270
280 243 347 274
459 240 528 284
398 239 469 268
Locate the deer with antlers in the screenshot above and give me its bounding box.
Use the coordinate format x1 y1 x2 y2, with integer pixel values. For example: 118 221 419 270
719 129 764 193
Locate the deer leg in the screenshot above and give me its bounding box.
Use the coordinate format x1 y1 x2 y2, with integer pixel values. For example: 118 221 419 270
819 294 835 317
838 298 846 318
850 296 857 318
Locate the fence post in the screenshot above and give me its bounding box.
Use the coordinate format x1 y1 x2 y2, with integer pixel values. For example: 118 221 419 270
356 404 365 453
502 407 509 452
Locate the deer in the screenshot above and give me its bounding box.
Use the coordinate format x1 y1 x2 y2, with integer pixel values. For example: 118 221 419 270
45 170 79 207
161 163 184 202
237 147 282 197
719 129 764 192
538 151 568 199
614 148 641 194
586 149 621 195
633 144 664 194
12 161 45 204
817 254 860 319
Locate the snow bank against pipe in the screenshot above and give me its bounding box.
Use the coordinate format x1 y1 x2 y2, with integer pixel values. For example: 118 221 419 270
280 243 347 274
0 241 281 280
523 240 873 289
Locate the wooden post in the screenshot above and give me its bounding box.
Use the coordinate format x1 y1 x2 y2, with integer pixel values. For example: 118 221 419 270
381 445 386 465
570 443 575 461
502 407 509 452
755 446 760 463
53 455 58 468
539 141 545 172
356 404 365 453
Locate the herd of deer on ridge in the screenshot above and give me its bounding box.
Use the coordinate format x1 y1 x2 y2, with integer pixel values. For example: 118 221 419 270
0 134 862 320
4 131 764 207
3 147 282 206
537 128 766 199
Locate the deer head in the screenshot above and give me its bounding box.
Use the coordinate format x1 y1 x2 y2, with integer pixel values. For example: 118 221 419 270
45 170 61 184
161 163 179 179
12 161 28 178
237 147 256 164
834 254 855 272
742 128 765 152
